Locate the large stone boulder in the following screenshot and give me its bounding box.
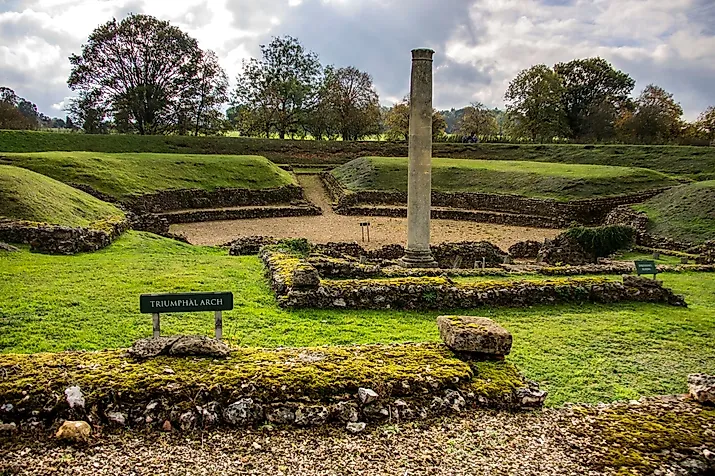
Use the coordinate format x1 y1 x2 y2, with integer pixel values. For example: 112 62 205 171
56 421 91 443
437 316 512 356
291 263 321 289
688 374 715 404
128 335 230 359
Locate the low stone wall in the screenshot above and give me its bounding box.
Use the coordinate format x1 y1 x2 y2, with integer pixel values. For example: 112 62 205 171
260 248 687 310
125 184 306 214
605 206 695 252
0 344 545 433
159 204 321 225
323 172 670 225
0 217 129 254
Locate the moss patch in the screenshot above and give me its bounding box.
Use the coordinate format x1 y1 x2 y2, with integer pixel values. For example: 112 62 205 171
0 344 523 405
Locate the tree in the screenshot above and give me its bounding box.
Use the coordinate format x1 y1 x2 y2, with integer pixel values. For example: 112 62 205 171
696 106 715 143
456 102 498 138
183 50 229 135
68 14 226 135
67 91 108 134
0 87 38 130
504 65 567 141
554 58 634 141
616 84 683 144
384 98 446 141
234 36 322 139
321 66 381 140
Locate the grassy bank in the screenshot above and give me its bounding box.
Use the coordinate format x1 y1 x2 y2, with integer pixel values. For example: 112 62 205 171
0 152 296 200
634 180 715 244
1 232 713 406
2 130 714 179
0 165 124 227
332 157 679 200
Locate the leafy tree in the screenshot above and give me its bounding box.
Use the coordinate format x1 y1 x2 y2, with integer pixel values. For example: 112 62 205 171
0 87 38 130
384 98 446 141
456 102 498 138
696 106 715 143
67 91 109 134
321 66 381 140
68 14 225 135
234 36 322 139
554 58 634 141
616 84 683 144
184 50 229 135
504 65 567 141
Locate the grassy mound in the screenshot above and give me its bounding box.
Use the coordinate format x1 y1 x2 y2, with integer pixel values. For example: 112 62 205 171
0 152 295 201
633 180 715 244
2 131 715 179
331 157 679 201
0 165 124 228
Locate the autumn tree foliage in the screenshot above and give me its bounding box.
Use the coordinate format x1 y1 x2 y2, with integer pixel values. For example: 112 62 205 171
384 98 446 141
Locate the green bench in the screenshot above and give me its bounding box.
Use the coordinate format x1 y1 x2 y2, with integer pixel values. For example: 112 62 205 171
635 260 659 279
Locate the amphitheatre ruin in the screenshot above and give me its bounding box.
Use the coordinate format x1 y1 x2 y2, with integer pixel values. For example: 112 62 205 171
1 48 714 475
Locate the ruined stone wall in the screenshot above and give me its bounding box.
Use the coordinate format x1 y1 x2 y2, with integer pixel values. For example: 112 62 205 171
323 172 670 225
0 217 129 254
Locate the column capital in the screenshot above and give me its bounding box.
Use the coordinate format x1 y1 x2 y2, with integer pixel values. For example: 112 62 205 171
411 48 435 61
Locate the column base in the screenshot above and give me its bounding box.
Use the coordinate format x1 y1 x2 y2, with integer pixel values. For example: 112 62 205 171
397 249 440 268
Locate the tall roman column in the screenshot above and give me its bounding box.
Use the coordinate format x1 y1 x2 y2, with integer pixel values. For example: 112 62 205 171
398 48 439 268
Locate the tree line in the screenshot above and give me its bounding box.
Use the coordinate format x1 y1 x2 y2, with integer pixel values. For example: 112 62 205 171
2 13 713 145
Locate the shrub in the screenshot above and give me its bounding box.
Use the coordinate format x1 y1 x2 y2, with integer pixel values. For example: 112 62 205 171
275 238 312 256
563 225 635 258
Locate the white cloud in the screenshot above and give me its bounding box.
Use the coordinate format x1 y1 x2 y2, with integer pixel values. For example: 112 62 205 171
0 0 713 120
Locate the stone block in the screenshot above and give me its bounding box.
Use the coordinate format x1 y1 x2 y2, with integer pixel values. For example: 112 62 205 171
437 316 512 355
688 374 715 404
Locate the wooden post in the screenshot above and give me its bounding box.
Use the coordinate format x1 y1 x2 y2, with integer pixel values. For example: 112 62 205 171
152 313 160 338
215 310 223 340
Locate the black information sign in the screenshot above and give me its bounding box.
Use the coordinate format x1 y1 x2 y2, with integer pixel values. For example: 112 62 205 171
140 292 234 314
634 260 658 278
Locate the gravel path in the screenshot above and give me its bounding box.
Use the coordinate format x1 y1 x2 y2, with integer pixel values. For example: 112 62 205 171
172 175 561 249
2 398 713 475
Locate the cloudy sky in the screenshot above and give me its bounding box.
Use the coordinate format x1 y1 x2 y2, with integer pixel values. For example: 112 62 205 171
1 0 714 119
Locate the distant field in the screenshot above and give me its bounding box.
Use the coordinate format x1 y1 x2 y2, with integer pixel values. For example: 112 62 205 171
0 152 295 200
331 157 679 201
1 130 714 179
634 180 715 244
0 165 124 227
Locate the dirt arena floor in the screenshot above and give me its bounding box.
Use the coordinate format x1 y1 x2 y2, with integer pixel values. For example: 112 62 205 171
172 175 562 249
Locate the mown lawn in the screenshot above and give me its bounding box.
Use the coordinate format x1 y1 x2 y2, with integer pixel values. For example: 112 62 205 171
331 157 679 201
2 130 715 180
1 231 713 406
0 152 295 200
0 165 124 227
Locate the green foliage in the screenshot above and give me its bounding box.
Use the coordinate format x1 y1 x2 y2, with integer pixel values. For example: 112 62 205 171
383 98 447 141
1 232 715 406
504 64 568 141
563 225 635 258
456 102 499 137
0 152 295 200
0 165 124 227
234 36 322 139
0 87 39 130
331 157 679 201
633 180 715 244
554 57 635 141
275 238 312 256
68 14 228 135
616 85 684 144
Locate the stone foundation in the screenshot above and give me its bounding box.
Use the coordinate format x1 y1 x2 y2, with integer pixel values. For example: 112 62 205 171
323 172 670 226
0 217 129 254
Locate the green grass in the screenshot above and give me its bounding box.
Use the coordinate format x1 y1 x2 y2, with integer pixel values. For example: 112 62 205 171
633 180 715 244
0 165 124 227
0 152 295 200
2 130 714 179
332 157 679 200
1 231 713 406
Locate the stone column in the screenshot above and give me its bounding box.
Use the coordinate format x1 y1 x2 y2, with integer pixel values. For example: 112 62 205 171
399 48 438 268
